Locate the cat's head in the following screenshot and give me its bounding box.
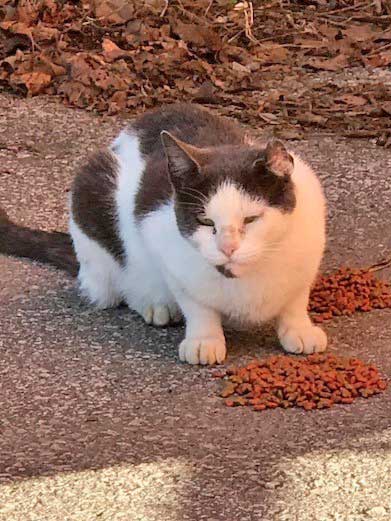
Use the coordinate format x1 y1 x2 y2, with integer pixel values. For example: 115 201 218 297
161 131 296 278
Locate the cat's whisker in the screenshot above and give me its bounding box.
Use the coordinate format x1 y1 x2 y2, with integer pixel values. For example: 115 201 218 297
177 189 208 206
176 203 204 211
178 187 208 200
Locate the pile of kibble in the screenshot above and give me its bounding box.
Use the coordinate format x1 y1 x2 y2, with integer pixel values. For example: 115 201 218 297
216 354 388 411
309 267 391 323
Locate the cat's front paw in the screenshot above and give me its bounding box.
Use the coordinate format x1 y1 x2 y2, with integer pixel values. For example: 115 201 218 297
179 336 226 365
278 324 327 355
141 303 182 326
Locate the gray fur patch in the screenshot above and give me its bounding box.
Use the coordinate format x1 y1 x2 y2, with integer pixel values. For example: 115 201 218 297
71 151 125 264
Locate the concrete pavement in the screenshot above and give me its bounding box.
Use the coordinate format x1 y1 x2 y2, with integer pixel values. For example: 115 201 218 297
0 93 390 521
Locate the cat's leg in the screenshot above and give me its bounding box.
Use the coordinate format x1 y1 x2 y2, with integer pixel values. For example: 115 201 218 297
123 259 182 327
276 286 327 354
70 218 122 309
173 289 226 365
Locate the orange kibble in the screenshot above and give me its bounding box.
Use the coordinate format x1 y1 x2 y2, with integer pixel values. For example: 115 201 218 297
309 266 391 321
219 353 388 412
253 404 267 411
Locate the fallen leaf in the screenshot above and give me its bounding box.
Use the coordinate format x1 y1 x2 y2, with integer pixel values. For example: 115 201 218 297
232 61 250 75
365 51 391 67
173 20 222 51
256 44 288 65
0 21 32 41
3 34 31 55
102 38 130 62
259 113 279 124
193 80 218 104
108 90 128 113
14 71 52 95
305 54 348 71
38 53 66 77
277 127 305 140
343 24 378 43
334 95 367 107
380 102 391 116
297 112 328 126
92 0 135 24
32 23 59 43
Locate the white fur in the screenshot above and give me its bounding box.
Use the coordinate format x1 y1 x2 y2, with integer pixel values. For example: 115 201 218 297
69 216 123 308
70 133 327 364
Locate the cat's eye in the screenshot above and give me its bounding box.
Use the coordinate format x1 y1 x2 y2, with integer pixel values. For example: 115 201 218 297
197 216 215 227
244 215 260 225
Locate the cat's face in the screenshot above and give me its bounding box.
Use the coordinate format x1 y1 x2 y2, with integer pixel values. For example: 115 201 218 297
161 132 296 278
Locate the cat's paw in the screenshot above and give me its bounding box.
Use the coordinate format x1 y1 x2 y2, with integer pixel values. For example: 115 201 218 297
179 336 226 365
278 324 327 355
142 303 182 327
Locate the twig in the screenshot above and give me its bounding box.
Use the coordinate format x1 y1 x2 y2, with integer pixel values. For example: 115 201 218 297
366 41 391 56
256 31 307 43
233 1 257 43
325 2 372 15
342 129 380 138
160 0 169 18
228 29 244 44
368 257 391 273
205 0 214 16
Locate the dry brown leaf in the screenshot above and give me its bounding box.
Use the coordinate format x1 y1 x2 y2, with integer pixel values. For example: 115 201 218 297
38 54 66 77
297 112 328 126
0 21 33 41
365 51 391 67
59 81 99 108
193 80 218 104
232 61 251 75
380 102 391 116
335 95 367 107
343 24 378 43
376 30 391 41
102 38 129 62
32 23 59 43
92 0 135 24
14 71 52 95
15 2 40 24
256 44 288 65
305 54 348 71
174 20 222 51
67 55 94 86
317 24 339 41
108 90 128 113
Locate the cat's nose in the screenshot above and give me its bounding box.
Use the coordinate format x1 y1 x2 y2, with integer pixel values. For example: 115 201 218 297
219 241 238 257
220 244 237 257
218 227 239 257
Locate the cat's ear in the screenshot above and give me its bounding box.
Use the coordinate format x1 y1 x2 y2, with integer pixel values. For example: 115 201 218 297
263 140 294 178
160 131 202 183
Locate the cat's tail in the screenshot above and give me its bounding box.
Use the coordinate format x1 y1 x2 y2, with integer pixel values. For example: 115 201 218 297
0 207 78 276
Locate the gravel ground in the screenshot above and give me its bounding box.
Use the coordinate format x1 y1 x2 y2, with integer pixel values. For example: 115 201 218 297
0 93 390 521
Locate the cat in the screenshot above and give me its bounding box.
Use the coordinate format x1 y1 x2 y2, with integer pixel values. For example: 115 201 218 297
0 103 327 365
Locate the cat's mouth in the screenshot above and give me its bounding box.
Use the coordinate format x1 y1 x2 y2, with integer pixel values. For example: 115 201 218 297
216 265 237 278
216 259 255 278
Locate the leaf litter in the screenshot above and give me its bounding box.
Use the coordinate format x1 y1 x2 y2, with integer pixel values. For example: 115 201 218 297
1 1 391 143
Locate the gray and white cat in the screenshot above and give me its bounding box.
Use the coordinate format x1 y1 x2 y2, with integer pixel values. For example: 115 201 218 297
0 103 327 364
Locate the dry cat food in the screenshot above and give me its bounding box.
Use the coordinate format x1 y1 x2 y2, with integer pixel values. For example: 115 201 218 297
215 354 388 411
309 267 391 323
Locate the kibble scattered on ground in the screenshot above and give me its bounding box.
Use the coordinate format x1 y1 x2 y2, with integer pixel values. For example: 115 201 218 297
309 267 391 323
215 354 388 411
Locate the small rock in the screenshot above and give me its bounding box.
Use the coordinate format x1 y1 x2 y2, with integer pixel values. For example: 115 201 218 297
367 506 387 517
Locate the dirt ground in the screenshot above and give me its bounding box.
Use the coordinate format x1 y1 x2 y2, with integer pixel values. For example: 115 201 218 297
0 92 390 521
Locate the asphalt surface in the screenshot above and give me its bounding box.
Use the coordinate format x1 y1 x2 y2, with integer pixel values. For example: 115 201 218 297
0 93 390 521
